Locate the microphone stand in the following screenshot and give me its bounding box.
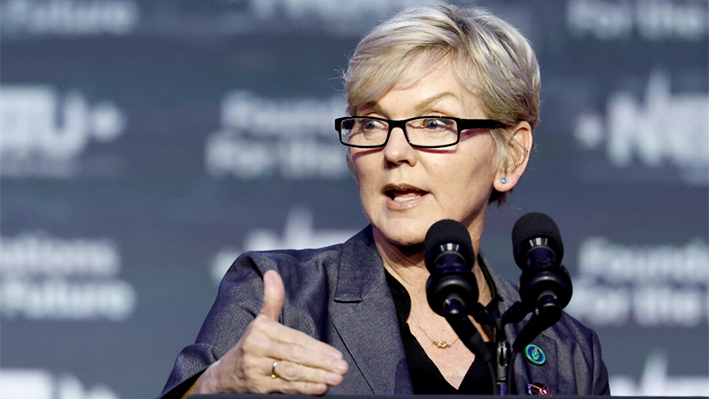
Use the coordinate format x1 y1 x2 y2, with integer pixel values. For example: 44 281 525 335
495 340 511 395
442 266 571 395
441 298 517 395
429 214 572 395
441 298 496 394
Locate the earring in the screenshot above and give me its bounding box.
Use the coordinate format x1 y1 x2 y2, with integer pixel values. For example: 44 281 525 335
501 177 508 184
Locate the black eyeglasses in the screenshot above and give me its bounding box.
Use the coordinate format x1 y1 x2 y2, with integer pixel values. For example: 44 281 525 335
335 116 505 148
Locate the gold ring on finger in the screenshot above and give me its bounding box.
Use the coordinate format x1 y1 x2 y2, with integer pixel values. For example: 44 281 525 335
271 359 279 379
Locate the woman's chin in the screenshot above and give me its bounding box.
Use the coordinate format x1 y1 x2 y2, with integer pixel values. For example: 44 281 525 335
372 223 427 249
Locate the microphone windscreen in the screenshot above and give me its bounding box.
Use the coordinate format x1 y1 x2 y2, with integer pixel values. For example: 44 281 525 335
512 212 564 266
425 219 474 261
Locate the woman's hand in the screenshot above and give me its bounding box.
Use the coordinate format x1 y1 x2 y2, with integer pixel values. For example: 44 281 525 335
192 270 349 395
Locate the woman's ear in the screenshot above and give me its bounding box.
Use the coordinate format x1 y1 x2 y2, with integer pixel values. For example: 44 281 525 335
493 121 533 193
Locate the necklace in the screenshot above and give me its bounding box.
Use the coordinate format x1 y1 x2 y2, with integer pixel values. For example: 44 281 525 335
410 316 459 348
409 281 490 349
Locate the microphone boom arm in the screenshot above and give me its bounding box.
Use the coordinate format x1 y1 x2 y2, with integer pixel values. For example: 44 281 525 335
442 298 496 394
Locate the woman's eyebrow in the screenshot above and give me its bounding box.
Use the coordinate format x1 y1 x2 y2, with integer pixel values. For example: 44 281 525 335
357 102 385 116
414 92 457 113
360 92 457 117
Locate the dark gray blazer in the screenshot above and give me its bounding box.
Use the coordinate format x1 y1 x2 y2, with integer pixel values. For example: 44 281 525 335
159 226 609 397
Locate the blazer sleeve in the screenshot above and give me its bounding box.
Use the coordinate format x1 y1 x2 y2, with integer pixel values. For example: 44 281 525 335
590 328 611 395
157 253 269 399
557 313 612 395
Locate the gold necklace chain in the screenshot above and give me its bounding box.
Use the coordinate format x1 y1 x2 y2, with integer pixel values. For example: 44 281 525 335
409 316 459 348
409 281 489 349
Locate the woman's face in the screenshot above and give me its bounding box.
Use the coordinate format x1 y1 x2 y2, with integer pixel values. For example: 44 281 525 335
351 58 510 248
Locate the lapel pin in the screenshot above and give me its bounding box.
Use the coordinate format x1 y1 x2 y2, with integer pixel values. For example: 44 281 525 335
524 343 546 365
527 382 551 396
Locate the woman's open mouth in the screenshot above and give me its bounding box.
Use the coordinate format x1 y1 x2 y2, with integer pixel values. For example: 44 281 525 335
383 185 429 208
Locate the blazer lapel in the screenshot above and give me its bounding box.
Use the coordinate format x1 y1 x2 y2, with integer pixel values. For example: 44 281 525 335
487 258 560 395
512 332 559 395
332 227 413 394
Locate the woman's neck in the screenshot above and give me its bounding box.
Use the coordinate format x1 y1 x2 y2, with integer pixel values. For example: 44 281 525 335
372 228 426 287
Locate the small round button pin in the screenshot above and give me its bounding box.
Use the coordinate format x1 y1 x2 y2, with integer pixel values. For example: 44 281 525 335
525 343 546 365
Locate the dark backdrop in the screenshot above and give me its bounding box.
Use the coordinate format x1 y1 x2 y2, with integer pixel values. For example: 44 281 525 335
1 1 707 398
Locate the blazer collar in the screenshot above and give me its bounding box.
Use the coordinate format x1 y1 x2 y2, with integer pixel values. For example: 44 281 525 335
332 225 413 394
334 225 384 302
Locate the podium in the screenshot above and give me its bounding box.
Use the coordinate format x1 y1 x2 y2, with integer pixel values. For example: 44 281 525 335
189 396 708 399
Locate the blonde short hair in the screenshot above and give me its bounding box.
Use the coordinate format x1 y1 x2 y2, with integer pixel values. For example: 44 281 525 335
343 4 540 204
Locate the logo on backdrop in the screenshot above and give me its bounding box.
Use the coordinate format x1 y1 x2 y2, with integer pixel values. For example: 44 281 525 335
1 0 435 37
205 91 350 180
235 0 439 34
573 70 708 185
0 369 120 399
209 207 357 283
610 352 709 396
567 237 708 327
1 0 140 36
567 0 708 41
0 232 137 321
0 85 127 178
249 0 438 20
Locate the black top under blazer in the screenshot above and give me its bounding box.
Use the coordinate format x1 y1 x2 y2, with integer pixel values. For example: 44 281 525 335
159 225 610 398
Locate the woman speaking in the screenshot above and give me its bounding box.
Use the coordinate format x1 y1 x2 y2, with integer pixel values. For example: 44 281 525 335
159 4 610 397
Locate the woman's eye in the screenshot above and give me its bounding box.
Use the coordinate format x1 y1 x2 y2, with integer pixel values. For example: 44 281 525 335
362 119 385 131
423 118 453 130
425 119 441 129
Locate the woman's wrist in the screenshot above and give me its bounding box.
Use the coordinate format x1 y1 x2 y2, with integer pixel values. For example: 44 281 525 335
196 360 222 394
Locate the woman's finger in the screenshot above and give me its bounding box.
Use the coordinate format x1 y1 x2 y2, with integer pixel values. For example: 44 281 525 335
252 317 344 360
271 358 346 385
258 270 285 321
255 272 342 360
254 339 348 376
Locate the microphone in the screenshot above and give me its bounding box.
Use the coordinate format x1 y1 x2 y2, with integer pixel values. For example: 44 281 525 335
424 219 478 316
424 219 494 366
510 212 573 352
512 212 564 273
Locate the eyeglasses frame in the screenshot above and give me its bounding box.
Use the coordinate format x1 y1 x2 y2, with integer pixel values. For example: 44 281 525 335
334 115 506 149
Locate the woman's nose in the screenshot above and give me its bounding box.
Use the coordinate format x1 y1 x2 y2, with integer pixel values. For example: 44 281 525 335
382 127 417 166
